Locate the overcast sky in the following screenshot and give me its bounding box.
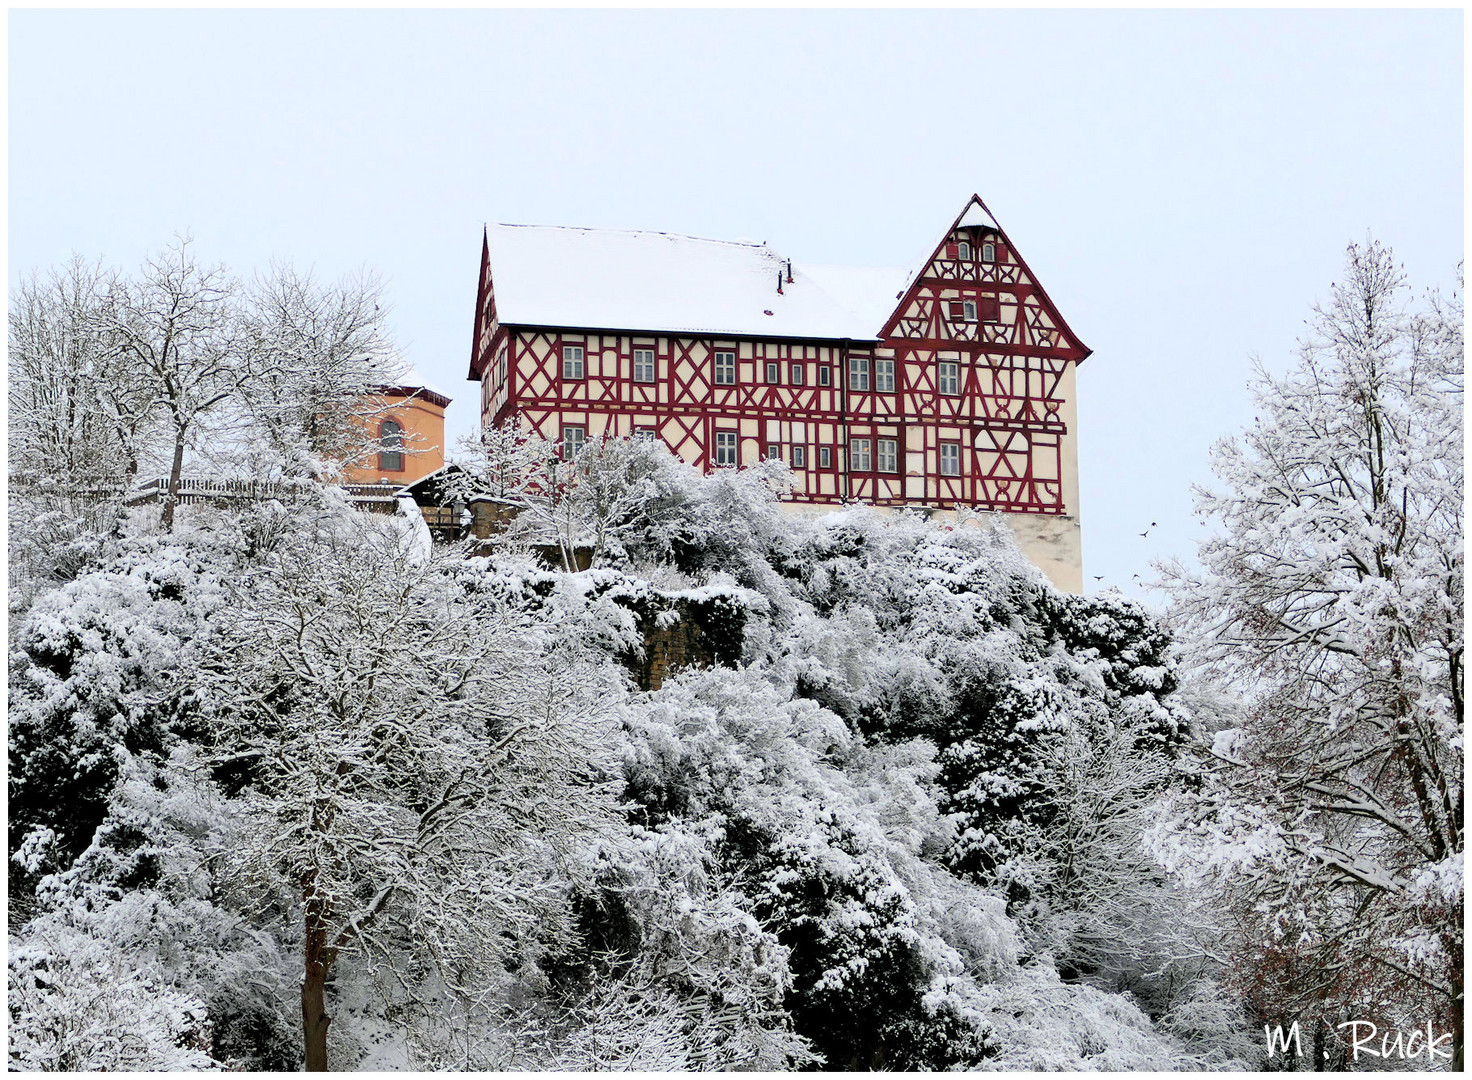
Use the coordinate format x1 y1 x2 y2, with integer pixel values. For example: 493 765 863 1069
10 9 1462 600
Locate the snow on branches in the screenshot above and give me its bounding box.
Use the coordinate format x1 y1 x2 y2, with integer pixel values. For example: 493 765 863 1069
1156 241 1464 1057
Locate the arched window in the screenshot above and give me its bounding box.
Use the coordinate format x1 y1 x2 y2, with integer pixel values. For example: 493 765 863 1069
957 241 972 261
981 242 996 263
378 418 405 472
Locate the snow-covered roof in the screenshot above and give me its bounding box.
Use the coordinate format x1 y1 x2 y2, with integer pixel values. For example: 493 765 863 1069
381 362 451 406
957 202 1002 230
485 224 913 341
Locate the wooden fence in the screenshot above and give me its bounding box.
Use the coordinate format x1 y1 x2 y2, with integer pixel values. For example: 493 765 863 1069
127 477 402 506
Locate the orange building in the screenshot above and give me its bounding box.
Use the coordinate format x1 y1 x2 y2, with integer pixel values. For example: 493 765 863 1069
339 381 452 487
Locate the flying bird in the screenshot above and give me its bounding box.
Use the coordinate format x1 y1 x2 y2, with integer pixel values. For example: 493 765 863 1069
1138 521 1158 538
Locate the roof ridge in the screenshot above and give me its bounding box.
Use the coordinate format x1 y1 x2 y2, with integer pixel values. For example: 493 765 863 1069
490 222 775 252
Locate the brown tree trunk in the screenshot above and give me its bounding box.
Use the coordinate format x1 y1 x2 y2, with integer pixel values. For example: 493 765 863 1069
302 889 333 1071
1450 970 1463 1072
161 432 186 531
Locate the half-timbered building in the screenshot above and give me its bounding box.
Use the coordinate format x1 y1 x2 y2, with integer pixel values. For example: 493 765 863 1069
467 196 1091 590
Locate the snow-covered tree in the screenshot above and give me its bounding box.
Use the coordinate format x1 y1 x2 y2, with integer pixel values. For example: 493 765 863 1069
92 238 247 529
237 263 401 480
9 256 142 494
7 257 160 606
201 501 621 1070
1156 242 1464 1063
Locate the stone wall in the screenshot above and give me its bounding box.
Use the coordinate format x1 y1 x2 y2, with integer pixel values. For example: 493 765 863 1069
618 592 750 691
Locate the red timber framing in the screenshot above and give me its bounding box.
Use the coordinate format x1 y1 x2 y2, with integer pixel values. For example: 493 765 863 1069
467 196 1091 517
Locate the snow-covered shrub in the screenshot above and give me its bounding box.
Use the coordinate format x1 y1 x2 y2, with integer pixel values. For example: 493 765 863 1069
11 748 299 1070
8 926 216 1072
611 667 1014 1068
9 540 224 882
539 823 814 1070
761 509 1192 990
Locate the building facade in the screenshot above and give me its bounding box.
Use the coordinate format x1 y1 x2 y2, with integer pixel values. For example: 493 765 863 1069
339 382 452 487
467 196 1091 590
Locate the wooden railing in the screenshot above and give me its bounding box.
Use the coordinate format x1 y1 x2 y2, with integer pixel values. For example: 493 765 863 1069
127 477 403 505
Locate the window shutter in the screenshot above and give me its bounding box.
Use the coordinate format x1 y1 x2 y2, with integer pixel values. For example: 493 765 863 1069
979 297 1001 322
945 243 958 259
948 301 966 320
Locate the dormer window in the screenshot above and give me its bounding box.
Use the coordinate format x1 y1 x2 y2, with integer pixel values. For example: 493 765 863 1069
957 241 972 261
982 242 996 263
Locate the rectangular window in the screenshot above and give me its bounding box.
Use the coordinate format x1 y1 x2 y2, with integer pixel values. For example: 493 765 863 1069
850 437 872 472
562 344 585 380
714 350 737 386
819 366 831 387
848 357 870 392
766 361 780 384
940 442 961 477
962 299 978 322
819 446 832 468
791 362 805 386
766 444 782 461
877 438 898 473
715 430 738 467
634 425 657 440
633 347 656 383
875 358 895 393
792 445 806 468
562 425 587 459
938 361 960 396
979 296 1001 323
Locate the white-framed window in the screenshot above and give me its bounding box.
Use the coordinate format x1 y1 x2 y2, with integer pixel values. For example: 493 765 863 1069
819 446 832 468
562 344 585 380
982 242 996 263
876 358 895 393
791 362 805 386
938 361 960 396
848 357 870 392
633 425 657 440
633 347 656 383
957 241 972 261
792 445 806 468
766 361 780 384
877 438 898 473
940 441 961 476
819 366 832 387
562 425 587 459
766 444 782 461
962 299 978 322
850 437 872 471
714 430 738 467
714 350 737 385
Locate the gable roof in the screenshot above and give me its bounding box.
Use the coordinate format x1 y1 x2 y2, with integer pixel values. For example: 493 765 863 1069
484 224 912 342
879 194 1092 361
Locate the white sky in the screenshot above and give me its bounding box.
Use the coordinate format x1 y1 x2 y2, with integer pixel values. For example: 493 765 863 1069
9 9 1462 601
